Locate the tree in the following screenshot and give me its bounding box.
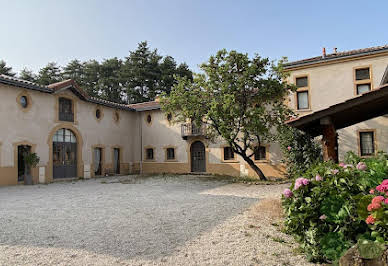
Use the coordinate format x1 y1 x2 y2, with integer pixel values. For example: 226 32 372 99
63 59 84 85
98 58 124 103
19 68 37 82
161 49 294 180
36 62 63 85
122 41 162 103
0 60 15 76
82 60 101 97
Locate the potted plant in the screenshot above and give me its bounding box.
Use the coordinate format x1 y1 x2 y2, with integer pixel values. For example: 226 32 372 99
23 152 40 185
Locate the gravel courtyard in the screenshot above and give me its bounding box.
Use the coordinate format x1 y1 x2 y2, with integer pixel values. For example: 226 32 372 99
0 175 312 266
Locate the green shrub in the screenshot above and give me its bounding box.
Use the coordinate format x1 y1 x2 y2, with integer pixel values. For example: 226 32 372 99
278 126 321 178
282 152 387 263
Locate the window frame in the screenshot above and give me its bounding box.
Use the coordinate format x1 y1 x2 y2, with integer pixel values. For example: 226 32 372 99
58 97 74 122
354 65 373 95
253 145 269 162
223 147 235 161
164 147 176 161
358 129 376 157
145 147 155 161
294 75 311 111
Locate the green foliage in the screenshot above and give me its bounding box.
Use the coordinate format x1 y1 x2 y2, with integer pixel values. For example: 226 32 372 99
161 50 294 180
282 152 388 263
357 238 385 259
0 60 15 76
19 68 37 82
37 62 63 85
278 126 321 178
23 152 40 168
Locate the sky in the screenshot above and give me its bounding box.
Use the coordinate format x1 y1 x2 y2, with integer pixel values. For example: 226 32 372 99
1 0 388 74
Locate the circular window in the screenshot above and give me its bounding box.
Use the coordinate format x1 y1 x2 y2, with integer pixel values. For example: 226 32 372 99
20 96 28 108
96 109 101 119
147 114 152 124
167 113 172 122
114 111 120 122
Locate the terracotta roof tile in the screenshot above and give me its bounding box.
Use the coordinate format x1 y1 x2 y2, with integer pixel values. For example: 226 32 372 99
129 101 161 111
284 45 388 69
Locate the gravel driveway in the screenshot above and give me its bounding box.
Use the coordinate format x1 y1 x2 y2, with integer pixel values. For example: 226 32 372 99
0 175 312 265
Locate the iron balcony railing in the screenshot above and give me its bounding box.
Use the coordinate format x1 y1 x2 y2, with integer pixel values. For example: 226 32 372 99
181 123 206 139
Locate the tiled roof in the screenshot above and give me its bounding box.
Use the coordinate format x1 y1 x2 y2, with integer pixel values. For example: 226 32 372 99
0 74 134 111
0 74 51 92
284 45 388 69
129 101 161 111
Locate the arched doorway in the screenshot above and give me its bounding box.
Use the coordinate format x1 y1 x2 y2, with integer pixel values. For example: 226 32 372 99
191 141 206 172
53 128 77 179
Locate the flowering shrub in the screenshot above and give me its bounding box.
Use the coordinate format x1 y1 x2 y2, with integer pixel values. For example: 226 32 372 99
359 179 388 242
282 152 388 263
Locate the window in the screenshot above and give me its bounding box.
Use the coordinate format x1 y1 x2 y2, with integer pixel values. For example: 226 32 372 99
354 66 372 95
294 76 310 110
20 96 28 108
96 108 101 119
254 146 266 160
297 91 309 110
359 131 375 156
146 148 154 160
223 147 234 161
296 77 308 88
113 111 120 123
58 97 74 122
166 148 175 160
147 114 152 124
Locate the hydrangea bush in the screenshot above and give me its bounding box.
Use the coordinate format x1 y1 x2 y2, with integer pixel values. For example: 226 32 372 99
282 152 388 263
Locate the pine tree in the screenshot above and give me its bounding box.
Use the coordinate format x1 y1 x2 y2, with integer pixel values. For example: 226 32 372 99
63 59 84 85
19 68 37 82
98 58 124 103
0 60 15 76
36 62 63 85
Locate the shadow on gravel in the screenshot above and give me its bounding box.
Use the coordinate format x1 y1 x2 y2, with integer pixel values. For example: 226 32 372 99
0 175 258 260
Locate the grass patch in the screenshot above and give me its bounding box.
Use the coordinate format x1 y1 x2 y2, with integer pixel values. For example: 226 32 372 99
271 236 287 244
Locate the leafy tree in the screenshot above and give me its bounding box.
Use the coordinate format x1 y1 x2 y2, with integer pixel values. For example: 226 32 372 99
19 68 37 82
36 62 63 85
63 59 84 85
161 49 294 180
98 58 124 103
0 60 15 76
176 62 193 81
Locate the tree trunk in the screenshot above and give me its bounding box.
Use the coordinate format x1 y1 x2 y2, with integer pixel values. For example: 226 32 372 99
240 153 267 181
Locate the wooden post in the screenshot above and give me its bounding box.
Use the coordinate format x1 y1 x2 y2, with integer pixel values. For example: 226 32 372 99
320 117 338 162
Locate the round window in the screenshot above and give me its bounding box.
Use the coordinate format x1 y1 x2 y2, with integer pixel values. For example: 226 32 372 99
114 111 120 122
20 96 28 108
96 109 101 119
147 114 152 124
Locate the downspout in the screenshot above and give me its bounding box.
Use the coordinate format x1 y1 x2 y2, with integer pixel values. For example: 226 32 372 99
139 111 143 174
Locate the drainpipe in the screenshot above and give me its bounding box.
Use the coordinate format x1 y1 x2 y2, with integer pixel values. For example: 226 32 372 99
139 112 143 174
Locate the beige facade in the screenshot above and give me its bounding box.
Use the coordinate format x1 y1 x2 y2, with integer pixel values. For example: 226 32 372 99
286 49 388 160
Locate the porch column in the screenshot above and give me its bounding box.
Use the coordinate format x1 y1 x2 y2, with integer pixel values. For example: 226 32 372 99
320 117 338 162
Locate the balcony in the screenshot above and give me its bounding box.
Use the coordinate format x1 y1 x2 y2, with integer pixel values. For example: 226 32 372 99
181 123 206 140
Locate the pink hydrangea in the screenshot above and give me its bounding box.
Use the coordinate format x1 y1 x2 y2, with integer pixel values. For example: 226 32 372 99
384 198 388 204
339 162 345 167
356 162 367 171
319 214 327 220
294 177 310 190
283 188 293 198
344 164 353 169
367 202 381 211
366 215 375 225
315 175 323 181
332 169 339 175
376 179 388 193
369 189 375 194
372 196 385 204
287 146 292 151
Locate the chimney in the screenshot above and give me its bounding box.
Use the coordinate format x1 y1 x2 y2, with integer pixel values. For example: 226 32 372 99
322 47 326 58
333 47 338 54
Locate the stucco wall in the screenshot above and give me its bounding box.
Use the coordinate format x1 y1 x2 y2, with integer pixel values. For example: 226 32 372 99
288 54 388 160
0 84 139 184
140 109 285 178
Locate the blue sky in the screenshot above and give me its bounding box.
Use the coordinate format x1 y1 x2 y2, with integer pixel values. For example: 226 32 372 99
1 0 388 74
